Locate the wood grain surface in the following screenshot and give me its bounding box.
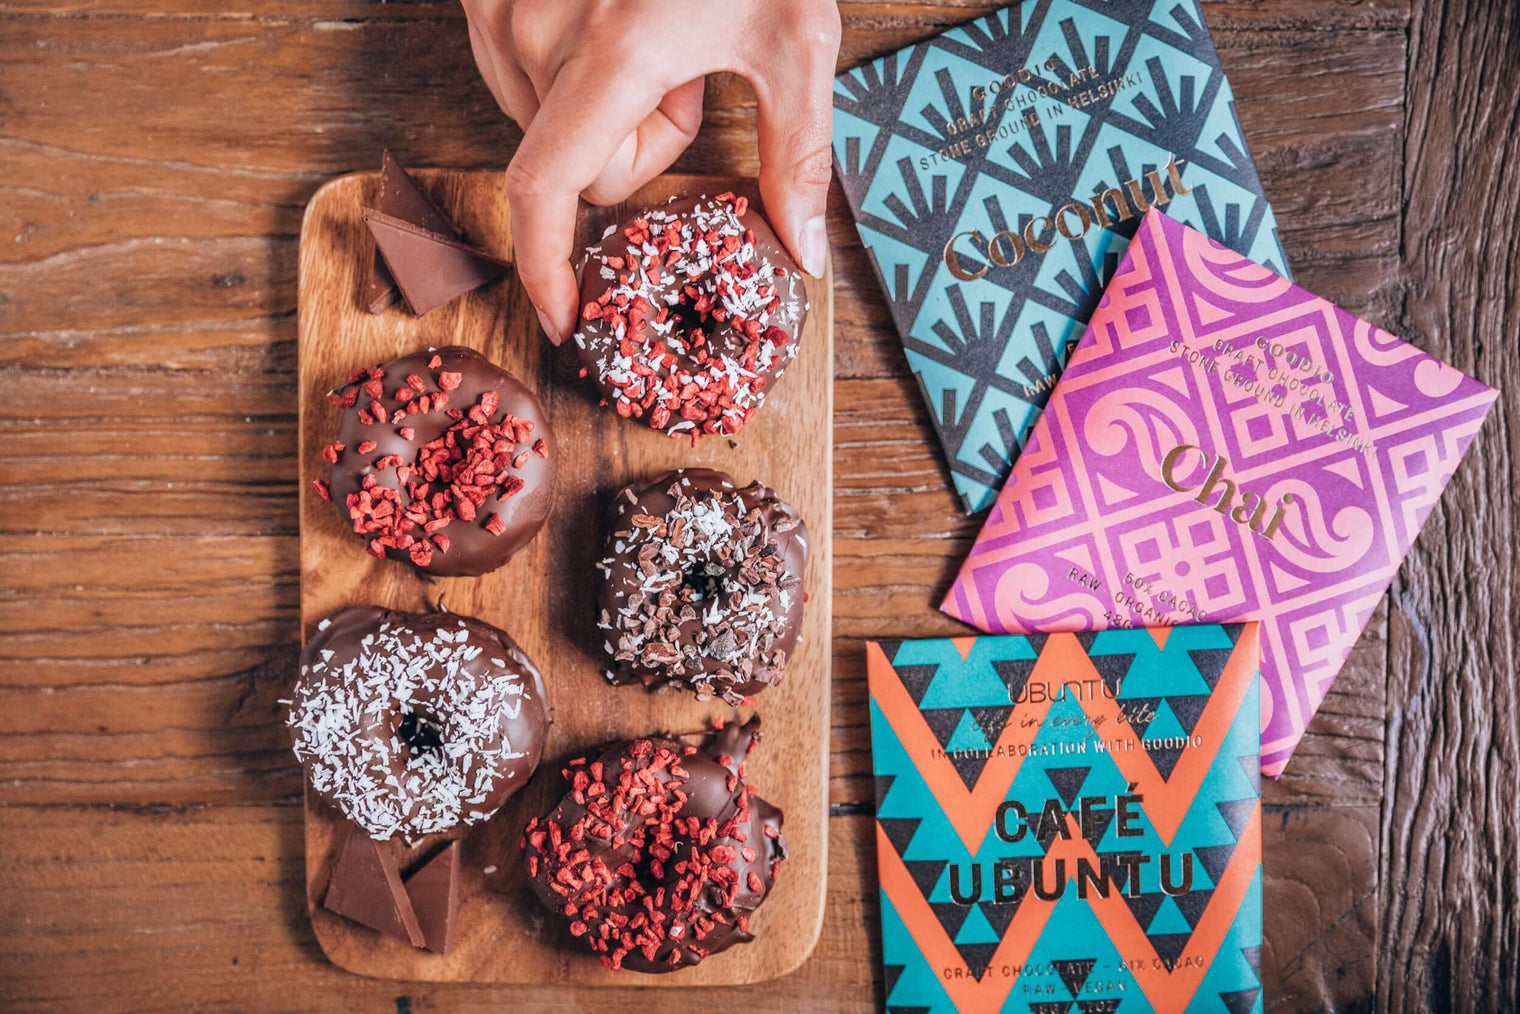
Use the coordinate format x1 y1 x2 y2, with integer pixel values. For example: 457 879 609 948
296 169 833 985
0 1 1514 1011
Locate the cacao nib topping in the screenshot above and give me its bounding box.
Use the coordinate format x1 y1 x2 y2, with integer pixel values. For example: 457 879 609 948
596 468 808 704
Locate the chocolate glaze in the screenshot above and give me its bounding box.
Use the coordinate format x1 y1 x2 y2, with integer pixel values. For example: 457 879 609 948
288 606 551 840
322 345 556 577
522 717 787 972
571 193 809 440
597 468 808 704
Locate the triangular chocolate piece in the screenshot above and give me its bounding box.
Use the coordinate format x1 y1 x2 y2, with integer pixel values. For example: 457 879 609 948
323 828 424 947
404 839 459 955
364 150 460 313
364 209 510 316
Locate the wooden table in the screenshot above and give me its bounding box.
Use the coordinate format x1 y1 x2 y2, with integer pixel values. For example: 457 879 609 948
1 2 1514 1011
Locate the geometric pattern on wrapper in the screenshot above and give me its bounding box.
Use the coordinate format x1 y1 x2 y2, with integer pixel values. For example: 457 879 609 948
832 0 1292 512
945 210 1498 776
869 628 1265 1013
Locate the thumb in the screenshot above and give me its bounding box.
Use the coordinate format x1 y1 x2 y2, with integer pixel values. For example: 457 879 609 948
749 5 841 278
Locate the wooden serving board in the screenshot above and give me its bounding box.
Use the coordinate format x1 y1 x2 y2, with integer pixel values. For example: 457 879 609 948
296 170 832 985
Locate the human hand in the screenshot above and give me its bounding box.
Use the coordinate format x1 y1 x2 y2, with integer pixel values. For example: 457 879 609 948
461 0 841 344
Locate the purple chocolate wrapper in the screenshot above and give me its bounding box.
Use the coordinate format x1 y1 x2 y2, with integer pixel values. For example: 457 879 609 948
943 209 1497 776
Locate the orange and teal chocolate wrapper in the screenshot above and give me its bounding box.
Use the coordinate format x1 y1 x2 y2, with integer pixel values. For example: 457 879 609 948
868 625 1264 1011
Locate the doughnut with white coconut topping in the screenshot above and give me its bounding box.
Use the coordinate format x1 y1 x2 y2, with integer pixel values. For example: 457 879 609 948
287 606 551 840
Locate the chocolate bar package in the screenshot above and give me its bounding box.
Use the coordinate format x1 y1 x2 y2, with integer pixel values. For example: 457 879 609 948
867 624 1263 1013
832 0 1289 512
943 209 1497 776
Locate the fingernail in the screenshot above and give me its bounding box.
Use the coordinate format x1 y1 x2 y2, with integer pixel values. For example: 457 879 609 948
799 216 827 278
536 306 562 345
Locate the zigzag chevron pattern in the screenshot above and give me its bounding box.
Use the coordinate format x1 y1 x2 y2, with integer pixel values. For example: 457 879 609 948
833 0 1290 512
867 626 1263 1013
942 210 1497 776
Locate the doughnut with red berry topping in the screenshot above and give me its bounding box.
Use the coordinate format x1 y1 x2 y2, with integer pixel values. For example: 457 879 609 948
316 345 556 577
571 193 809 441
522 717 786 972
598 468 807 704
288 606 551 841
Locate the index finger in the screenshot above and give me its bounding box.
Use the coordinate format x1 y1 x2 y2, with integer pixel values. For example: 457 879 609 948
503 56 667 344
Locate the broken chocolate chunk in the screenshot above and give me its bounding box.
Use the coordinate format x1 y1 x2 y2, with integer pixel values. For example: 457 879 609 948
363 209 510 316
403 839 460 955
322 827 424 947
363 149 462 313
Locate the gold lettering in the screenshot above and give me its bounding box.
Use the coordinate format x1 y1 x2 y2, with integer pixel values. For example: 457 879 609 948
1055 202 1093 240
1160 444 1205 492
1090 187 1132 229
1146 167 1172 207
1231 491 1268 531
1023 215 1055 253
1123 176 1155 215
1193 454 1237 515
987 230 1024 267
1165 155 1192 197
942 153 1190 275
1263 494 1295 539
1162 442 1297 543
944 231 989 281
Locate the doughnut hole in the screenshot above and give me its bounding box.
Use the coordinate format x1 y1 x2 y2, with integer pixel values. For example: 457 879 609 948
398 710 445 756
682 561 729 603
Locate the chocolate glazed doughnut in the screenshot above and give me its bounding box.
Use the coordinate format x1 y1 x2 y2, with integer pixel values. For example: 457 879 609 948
597 469 808 704
316 345 556 577
522 718 786 972
571 193 809 441
287 607 551 840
